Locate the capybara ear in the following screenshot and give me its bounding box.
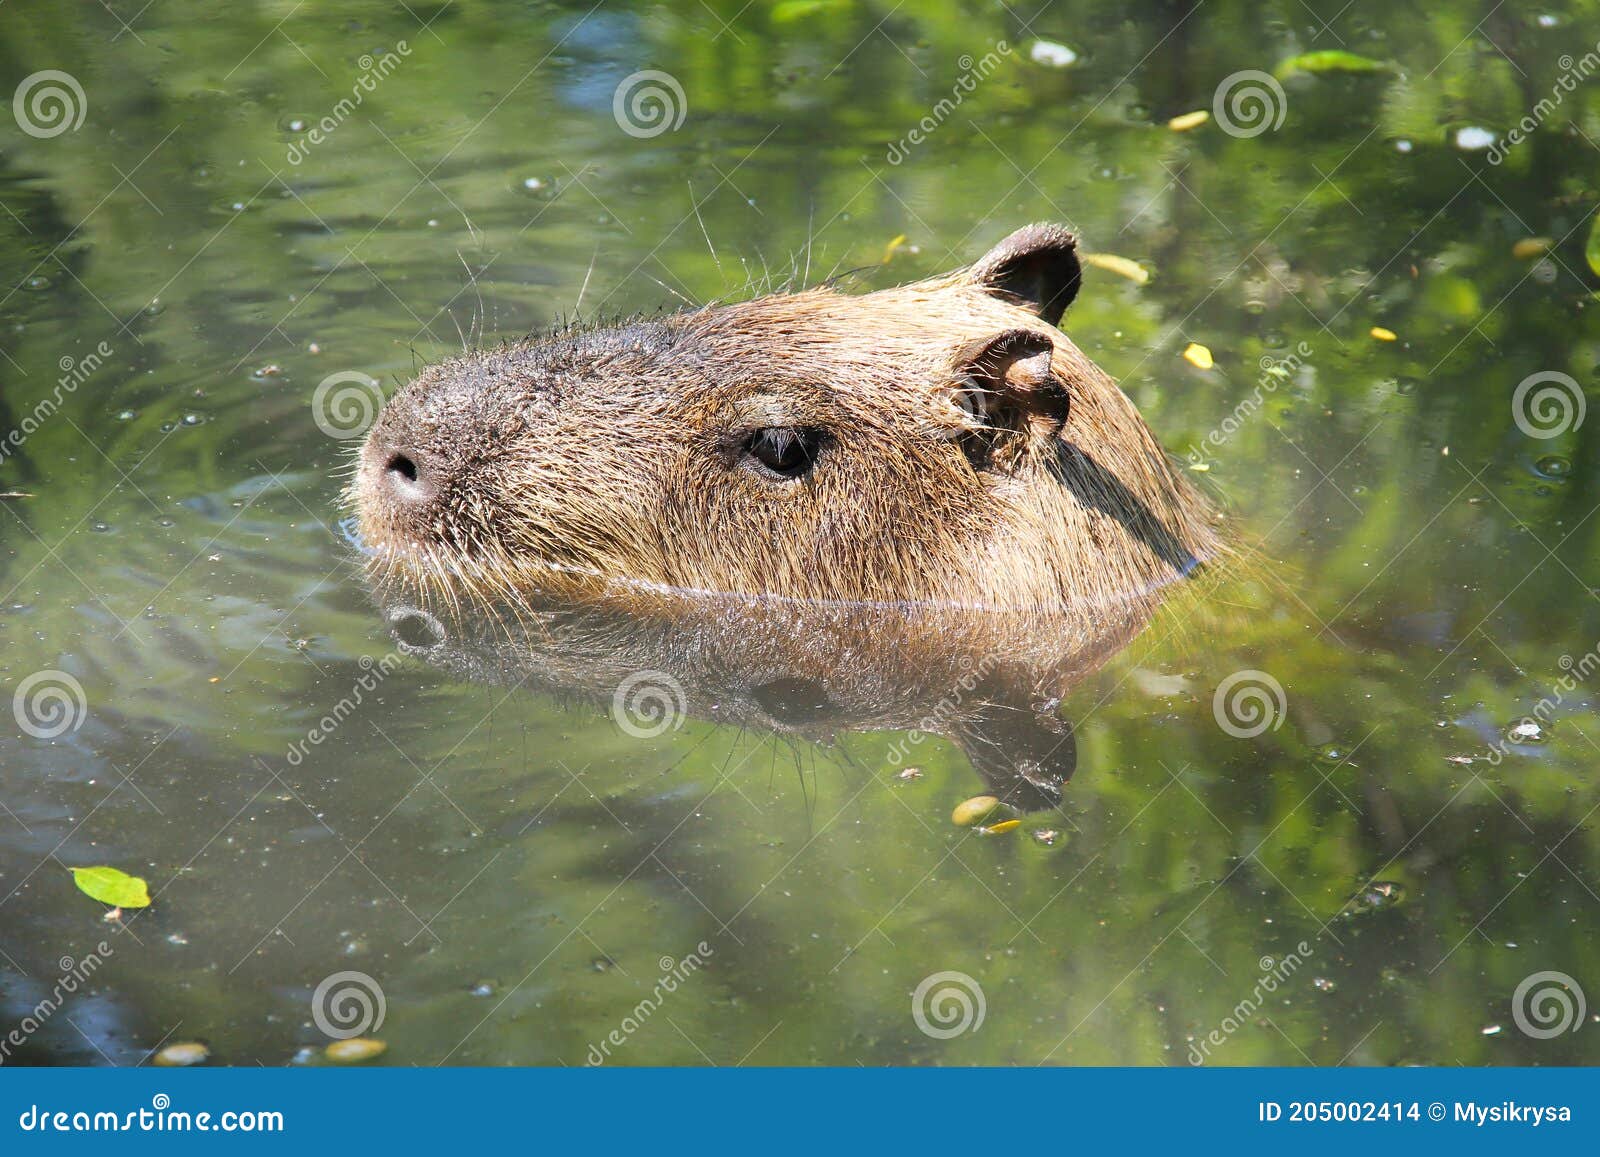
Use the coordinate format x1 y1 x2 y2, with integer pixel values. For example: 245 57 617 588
949 328 1069 471
967 224 1081 325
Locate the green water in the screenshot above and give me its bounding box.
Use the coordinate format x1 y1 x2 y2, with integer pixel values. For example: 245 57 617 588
3 0 1599 1066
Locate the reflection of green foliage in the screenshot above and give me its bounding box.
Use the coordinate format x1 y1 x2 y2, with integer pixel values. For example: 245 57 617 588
2 0 1599 1066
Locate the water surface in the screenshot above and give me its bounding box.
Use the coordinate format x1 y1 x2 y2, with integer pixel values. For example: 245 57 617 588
2 0 1598 1065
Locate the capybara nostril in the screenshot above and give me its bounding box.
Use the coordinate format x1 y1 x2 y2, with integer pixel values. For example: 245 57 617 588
382 449 429 500
387 452 418 483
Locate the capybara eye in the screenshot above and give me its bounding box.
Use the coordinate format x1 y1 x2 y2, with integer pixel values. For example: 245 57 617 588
744 427 823 480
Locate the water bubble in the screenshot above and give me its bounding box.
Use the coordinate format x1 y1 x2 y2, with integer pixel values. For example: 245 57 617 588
22 275 51 292
1394 138 1413 153
279 115 309 133
181 413 205 426
1454 126 1496 151
1312 977 1336 992
117 409 137 421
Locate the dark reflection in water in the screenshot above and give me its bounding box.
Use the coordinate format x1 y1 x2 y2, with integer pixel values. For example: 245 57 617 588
371 577 1127 812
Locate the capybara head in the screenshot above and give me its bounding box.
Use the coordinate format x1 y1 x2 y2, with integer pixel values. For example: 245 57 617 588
352 224 1223 611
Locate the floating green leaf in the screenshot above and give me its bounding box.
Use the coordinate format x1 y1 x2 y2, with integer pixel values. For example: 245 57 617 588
770 0 848 23
1276 51 1388 79
1586 214 1600 278
69 866 151 909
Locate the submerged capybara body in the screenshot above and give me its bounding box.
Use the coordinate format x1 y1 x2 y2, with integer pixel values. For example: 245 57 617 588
352 225 1224 617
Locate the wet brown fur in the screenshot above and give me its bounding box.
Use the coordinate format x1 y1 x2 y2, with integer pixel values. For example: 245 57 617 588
352 225 1226 620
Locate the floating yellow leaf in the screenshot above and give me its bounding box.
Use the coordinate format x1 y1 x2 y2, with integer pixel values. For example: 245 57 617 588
324 1038 387 1064
1182 342 1214 370
951 795 1001 827
1082 252 1150 285
1167 110 1209 132
980 819 1022 835
1512 237 1552 260
153 1042 210 1067
1370 326 1397 342
881 233 908 264
69 866 151 909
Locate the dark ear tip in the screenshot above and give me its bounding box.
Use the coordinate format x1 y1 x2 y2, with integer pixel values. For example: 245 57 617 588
969 223 1082 326
970 223 1078 275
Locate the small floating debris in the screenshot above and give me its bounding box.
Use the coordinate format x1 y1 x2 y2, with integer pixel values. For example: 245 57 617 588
1370 326 1397 342
1182 342 1214 370
1481 1024 1502 1036
1028 39 1078 68
153 1042 209 1067
1512 237 1553 260
1312 977 1336 992
951 795 1002 827
894 767 925 782
324 1038 386 1064
1082 252 1151 285
1454 126 1496 151
1167 110 1209 132
1344 879 1406 916
1032 828 1061 846
1507 719 1545 744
